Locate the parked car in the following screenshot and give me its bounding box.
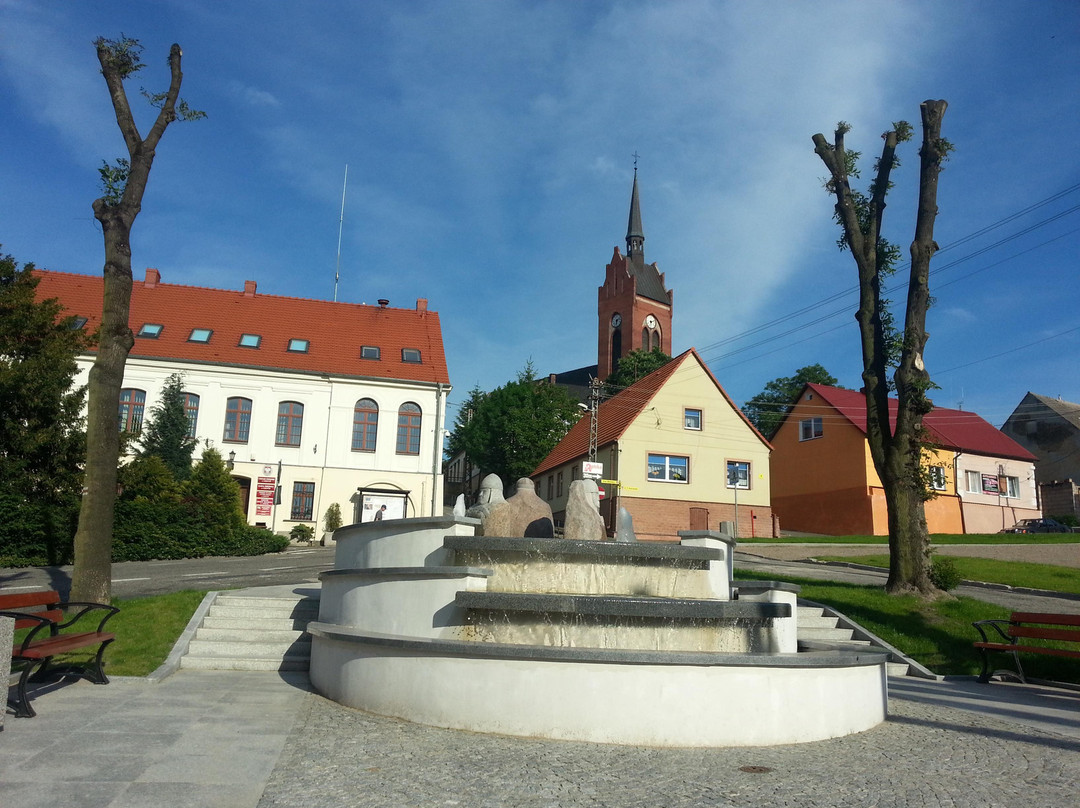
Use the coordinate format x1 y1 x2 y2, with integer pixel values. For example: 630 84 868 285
998 518 1078 534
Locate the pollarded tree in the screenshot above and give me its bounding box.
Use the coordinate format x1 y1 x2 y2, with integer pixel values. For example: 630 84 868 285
743 364 840 439
0 251 88 565
812 100 951 596
138 373 197 480
71 36 204 603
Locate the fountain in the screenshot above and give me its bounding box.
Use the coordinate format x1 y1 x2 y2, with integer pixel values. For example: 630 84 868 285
308 491 888 747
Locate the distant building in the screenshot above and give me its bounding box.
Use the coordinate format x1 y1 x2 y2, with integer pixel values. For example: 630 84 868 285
771 384 1039 535
533 349 775 540
36 268 451 533
1001 392 1080 520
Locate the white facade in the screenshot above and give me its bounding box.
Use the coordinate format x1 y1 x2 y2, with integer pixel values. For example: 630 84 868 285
85 356 447 534
955 453 1039 533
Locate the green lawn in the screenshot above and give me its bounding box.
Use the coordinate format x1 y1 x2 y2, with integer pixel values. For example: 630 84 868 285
817 554 1080 596
739 533 1080 545
105 590 208 675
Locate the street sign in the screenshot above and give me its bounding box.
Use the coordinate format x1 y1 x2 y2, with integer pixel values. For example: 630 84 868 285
598 486 606 500
582 461 603 479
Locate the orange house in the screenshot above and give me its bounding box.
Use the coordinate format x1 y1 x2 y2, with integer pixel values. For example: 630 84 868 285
771 384 1038 535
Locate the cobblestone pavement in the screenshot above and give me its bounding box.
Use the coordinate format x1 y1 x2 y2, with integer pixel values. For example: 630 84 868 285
258 690 1080 808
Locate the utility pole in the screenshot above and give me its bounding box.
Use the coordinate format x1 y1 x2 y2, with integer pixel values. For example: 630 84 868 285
587 377 602 462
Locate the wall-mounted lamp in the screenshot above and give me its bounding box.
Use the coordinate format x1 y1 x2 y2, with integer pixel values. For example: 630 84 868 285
227 450 236 470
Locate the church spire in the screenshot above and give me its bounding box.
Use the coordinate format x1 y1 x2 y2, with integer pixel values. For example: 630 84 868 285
625 160 644 261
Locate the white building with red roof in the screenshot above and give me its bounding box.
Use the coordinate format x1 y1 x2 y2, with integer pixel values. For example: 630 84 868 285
36 268 451 534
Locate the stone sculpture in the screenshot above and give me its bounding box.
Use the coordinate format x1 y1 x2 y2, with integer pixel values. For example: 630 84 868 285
465 473 506 534
483 478 554 538
563 479 606 541
615 506 638 543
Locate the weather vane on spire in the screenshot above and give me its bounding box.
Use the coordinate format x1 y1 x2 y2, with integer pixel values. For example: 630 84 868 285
632 151 640 172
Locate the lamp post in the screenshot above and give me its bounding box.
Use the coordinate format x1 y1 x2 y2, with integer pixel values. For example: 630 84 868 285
227 450 235 470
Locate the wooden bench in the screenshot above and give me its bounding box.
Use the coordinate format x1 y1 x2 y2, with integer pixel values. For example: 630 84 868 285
972 611 1080 684
2 590 119 718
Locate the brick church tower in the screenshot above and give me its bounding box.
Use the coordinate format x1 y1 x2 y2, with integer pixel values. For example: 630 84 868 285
596 169 674 381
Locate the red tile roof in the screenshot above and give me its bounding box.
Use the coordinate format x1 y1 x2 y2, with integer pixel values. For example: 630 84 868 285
33 269 450 385
802 383 1036 461
533 349 770 475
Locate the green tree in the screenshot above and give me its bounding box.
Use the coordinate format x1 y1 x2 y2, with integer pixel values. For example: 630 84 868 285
604 348 671 396
743 364 840 439
138 373 197 479
182 449 246 544
454 364 582 484
0 251 88 565
813 100 951 596
72 35 204 602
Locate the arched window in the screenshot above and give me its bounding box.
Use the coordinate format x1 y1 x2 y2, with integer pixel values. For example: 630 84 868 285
396 402 422 455
183 392 200 438
352 398 379 452
118 388 146 433
224 397 252 443
642 328 650 349
276 401 304 446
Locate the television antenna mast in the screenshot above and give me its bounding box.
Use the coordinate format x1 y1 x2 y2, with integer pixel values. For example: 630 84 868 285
334 164 348 302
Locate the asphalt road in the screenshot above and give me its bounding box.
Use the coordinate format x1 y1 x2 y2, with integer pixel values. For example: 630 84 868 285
0 545 336 599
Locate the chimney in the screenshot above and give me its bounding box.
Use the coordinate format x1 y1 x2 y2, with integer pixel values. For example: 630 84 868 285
378 299 389 308
144 268 160 288
243 280 257 297
416 298 428 312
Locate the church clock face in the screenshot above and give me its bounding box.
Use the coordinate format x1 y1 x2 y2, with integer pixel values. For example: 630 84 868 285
644 314 657 329
611 313 622 328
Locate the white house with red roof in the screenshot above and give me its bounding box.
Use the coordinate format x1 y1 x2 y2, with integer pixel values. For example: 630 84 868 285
770 384 1039 535
532 349 775 541
35 268 451 534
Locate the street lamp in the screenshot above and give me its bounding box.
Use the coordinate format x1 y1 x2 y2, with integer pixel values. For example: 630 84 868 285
227 450 235 470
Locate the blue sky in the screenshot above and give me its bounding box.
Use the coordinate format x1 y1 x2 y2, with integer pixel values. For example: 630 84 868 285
3 0 1078 429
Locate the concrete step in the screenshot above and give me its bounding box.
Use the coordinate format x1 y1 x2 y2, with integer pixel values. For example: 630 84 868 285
887 662 910 676
194 627 311 643
798 615 840 629
201 615 316 631
799 626 856 642
186 639 311 659
181 655 310 672
207 601 319 620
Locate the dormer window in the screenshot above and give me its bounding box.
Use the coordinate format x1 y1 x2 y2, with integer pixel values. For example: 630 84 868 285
361 345 380 360
138 323 164 338
239 333 261 348
402 348 421 363
188 328 212 343
287 338 309 353
70 316 88 330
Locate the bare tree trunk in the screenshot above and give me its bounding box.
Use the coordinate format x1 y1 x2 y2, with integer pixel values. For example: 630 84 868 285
70 39 193 603
813 100 948 597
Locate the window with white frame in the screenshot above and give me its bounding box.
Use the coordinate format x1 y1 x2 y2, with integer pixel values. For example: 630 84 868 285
1004 476 1020 498
726 460 750 489
684 408 702 430
965 470 981 493
800 417 823 441
928 466 947 491
648 454 689 482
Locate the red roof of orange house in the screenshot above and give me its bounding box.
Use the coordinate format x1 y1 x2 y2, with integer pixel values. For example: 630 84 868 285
33 269 450 386
802 383 1036 461
533 349 770 476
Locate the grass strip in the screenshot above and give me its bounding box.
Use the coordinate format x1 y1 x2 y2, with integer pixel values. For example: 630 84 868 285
104 589 208 675
739 533 1080 545
816 554 1080 595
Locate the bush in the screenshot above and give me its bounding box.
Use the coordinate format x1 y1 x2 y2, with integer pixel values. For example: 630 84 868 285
930 554 963 591
289 523 315 544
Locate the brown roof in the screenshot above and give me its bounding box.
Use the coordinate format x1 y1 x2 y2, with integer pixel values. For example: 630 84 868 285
533 349 770 475
33 269 450 385
801 384 1036 461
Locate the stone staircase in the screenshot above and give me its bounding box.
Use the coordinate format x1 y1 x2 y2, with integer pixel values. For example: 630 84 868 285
797 602 915 677
181 592 318 672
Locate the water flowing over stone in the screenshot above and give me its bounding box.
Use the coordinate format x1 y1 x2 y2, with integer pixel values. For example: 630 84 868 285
453 494 466 519
483 478 554 538
563 479 606 541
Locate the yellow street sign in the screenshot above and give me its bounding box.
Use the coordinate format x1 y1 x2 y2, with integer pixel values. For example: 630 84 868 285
600 479 620 486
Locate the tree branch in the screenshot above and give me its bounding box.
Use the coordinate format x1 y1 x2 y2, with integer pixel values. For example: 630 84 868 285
96 39 142 155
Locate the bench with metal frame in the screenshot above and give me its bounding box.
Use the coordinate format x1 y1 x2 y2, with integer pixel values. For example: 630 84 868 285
972 611 1080 684
2 590 119 718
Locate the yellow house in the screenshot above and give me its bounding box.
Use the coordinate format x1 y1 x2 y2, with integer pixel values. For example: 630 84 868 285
533 349 774 540
771 384 1039 535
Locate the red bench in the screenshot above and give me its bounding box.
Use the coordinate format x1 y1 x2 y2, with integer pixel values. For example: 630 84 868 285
2 590 119 717
972 611 1080 684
